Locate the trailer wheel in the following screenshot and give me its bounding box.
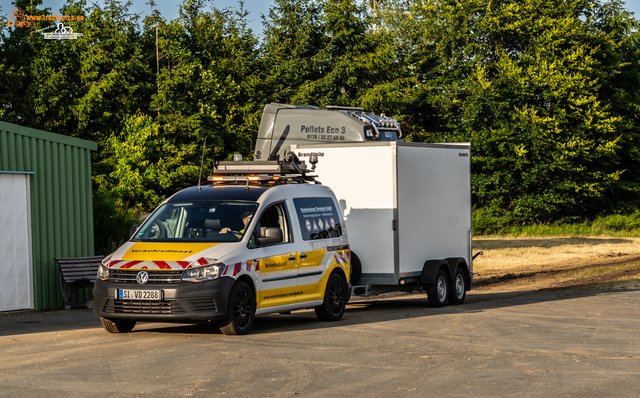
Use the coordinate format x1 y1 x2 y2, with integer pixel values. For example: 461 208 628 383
219 281 255 335
448 268 466 305
315 273 347 321
426 269 448 307
100 317 136 333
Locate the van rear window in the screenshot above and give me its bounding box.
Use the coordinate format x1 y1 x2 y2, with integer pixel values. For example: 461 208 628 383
293 198 342 240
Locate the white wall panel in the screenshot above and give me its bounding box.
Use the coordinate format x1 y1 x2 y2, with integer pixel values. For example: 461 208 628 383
0 174 33 311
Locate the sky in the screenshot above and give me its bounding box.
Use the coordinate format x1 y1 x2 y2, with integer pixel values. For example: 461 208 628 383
0 0 274 33
1 0 639 35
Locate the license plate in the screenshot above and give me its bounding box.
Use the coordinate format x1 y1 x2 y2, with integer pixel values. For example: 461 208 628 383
117 289 162 300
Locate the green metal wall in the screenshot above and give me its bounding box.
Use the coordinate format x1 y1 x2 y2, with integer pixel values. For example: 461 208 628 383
0 122 98 310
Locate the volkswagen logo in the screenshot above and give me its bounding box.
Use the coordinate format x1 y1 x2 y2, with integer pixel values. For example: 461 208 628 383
136 271 149 285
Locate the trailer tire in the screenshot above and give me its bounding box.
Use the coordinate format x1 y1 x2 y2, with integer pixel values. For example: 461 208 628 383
315 273 347 321
448 267 466 305
350 252 362 285
426 269 449 307
219 281 255 335
100 317 136 333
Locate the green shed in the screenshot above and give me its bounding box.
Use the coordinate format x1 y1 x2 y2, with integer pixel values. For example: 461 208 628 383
0 121 98 311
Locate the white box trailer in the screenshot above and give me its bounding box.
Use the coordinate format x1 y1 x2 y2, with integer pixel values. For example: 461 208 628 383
292 141 473 306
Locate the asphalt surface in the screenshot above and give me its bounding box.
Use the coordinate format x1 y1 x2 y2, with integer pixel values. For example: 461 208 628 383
1 288 639 397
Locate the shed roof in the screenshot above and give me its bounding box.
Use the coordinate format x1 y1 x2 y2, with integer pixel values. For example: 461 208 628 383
0 121 98 152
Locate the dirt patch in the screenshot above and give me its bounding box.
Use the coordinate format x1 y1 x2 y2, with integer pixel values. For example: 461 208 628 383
472 236 640 291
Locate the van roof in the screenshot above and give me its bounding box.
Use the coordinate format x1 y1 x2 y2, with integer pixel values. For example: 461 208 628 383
168 185 269 203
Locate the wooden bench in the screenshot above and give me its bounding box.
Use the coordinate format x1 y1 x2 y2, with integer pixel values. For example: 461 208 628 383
54 256 104 310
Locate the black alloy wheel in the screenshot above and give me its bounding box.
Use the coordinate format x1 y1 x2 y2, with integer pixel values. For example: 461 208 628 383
315 273 347 321
219 281 255 335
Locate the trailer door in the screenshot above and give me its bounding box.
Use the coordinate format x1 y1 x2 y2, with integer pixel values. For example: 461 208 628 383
396 144 472 274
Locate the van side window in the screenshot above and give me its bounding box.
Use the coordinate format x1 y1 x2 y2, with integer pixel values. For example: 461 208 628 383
251 203 291 247
293 198 342 240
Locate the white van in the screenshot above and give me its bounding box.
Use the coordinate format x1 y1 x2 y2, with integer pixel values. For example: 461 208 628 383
93 158 350 335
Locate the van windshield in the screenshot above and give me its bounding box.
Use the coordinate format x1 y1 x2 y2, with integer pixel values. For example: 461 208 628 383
133 201 259 243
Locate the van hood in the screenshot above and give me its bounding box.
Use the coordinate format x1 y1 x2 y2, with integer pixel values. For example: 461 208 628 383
103 241 239 270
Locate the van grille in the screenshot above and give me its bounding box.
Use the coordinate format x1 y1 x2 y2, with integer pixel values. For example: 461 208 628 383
109 269 183 284
189 298 217 313
105 299 186 315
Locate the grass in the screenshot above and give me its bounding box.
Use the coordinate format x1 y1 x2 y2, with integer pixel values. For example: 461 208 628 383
472 235 640 292
473 212 640 238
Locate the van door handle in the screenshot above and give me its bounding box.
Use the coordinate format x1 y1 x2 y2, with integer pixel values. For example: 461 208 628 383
300 253 308 259
289 255 297 261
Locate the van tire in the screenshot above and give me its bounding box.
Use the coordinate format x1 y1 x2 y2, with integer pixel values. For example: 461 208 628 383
315 273 347 321
448 267 466 305
219 281 255 335
426 269 448 307
101 317 136 333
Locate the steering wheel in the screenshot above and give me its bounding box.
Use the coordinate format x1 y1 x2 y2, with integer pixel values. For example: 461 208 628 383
148 221 167 239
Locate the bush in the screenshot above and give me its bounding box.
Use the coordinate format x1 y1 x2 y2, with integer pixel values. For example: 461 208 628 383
93 190 140 256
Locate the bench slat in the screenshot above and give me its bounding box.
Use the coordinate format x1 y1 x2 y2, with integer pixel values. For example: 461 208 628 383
62 273 97 278
55 256 104 260
63 273 97 280
55 256 104 264
59 265 100 272
65 278 96 284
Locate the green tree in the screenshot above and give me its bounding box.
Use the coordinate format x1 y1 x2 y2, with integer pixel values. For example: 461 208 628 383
592 0 640 212
95 0 263 213
172 0 263 158
293 0 400 111
75 0 153 143
93 112 200 212
260 0 325 104
404 0 636 223
0 0 83 134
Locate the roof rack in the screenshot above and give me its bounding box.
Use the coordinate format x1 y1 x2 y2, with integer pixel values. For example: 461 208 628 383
325 105 365 111
325 105 402 139
208 152 320 186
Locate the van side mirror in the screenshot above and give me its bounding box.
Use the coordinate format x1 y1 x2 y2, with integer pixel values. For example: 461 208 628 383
130 224 140 239
257 227 283 245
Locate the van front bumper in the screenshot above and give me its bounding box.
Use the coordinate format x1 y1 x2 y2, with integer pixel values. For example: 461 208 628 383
93 276 235 323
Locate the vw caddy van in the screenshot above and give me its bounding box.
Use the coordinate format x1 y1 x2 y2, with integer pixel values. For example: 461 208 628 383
93 158 350 335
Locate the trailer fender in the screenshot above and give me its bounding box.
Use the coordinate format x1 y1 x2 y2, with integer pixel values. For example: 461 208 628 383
445 257 471 291
420 260 449 284
350 251 362 285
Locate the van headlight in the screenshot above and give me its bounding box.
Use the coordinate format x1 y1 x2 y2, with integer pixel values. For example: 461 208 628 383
97 264 110 281
182 263 224 282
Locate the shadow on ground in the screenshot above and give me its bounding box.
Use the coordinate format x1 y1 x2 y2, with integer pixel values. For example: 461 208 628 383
2 287 637 338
